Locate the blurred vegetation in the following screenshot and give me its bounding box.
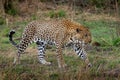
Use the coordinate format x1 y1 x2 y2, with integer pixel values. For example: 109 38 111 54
3 0 19 16
0 0 119 16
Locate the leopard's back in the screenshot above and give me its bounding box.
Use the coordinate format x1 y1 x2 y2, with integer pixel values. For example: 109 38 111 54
21 20 67 46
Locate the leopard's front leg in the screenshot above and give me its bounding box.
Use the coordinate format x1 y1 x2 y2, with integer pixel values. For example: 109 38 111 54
36 41 51 65
73 42 92 68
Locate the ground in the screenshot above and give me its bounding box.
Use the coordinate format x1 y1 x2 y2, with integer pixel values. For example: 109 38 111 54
0 46 120 80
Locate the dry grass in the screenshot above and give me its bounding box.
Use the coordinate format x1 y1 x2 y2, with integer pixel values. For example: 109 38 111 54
0 46 120 80
78 11 120 22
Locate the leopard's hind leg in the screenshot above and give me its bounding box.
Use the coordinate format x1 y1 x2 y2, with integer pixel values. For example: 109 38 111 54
13 38 32 65
56 43 67 69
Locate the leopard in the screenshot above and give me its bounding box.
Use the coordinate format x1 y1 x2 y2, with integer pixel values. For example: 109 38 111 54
9 19 92 69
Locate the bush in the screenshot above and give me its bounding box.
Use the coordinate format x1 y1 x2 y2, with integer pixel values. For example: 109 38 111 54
57 10 66 18
0 17 5 25
90 0 106 8
49 10 55 18
4 0 18 16
112 37 120 46
7 9 18 16
48 10 66 18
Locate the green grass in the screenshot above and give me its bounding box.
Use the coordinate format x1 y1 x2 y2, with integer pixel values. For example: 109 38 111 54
78 19 119 46
0 21 27 51
0 19 120 80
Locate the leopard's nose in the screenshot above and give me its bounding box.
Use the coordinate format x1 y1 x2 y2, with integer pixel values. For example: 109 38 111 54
89 40 91 43
88 40 92 43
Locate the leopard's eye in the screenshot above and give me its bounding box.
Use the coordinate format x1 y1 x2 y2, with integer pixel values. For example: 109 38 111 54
76 28 82 33
85 34 87 37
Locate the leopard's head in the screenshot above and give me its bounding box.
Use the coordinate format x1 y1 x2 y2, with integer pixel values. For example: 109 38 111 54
62 19 91 44
69 25 92 44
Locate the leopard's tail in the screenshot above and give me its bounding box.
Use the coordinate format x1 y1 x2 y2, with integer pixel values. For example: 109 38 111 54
9 30 19 48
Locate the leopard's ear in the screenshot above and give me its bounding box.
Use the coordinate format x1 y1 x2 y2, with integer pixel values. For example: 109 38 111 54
76 28 82 33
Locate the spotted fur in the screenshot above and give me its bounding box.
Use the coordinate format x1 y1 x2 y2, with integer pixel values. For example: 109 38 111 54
9 19 91 69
